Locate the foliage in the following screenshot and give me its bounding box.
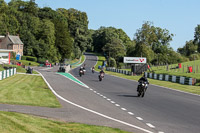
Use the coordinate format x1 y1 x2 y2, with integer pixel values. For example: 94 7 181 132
93 26 131 53
178 24 199 59
133 21 174 64
25 56 37 62
108 57 116 67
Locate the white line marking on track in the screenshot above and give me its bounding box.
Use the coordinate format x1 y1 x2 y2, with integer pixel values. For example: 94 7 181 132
128 112 134 115
158 131 165 133
121 108 127 111
40 73 154 133
146 123 155 128
107 99 111 101
136 117 143 120
111 101 115 103
115 104 120 107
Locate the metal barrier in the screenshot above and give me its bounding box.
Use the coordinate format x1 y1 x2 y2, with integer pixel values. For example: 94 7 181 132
145 72 196 85
106 67 132 75
0 68 16 80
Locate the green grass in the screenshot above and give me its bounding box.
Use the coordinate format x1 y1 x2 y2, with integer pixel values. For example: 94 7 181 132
150 60 200 80
95 54 106 72
0 111 130 133
0 74 61 107
95 55 200 95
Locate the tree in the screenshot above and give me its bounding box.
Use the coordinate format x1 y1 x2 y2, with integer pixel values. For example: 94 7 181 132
102 38 126 67
194 25 200 52
133 21 174 64
38 19 58 62
54 19 73 62
93 26 131 53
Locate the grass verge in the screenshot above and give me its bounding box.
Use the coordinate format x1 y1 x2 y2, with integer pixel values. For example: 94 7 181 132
0 111 130 133
0 74 61 107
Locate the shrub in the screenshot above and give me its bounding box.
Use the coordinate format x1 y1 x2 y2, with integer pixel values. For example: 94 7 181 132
108 57 116 67
21 56 27 60
26 56 37 62
37 58 47 64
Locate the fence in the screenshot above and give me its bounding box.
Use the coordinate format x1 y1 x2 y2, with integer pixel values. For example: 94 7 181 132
144 72 196 85
0 68 17 80
106 67 132 75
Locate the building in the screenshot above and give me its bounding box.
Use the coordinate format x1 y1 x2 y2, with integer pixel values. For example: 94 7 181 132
0 33 24 57
0 49 13 64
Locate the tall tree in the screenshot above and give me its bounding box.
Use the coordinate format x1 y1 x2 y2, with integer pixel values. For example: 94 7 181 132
133 21 173 64
194 25 200 52
54 19 73 62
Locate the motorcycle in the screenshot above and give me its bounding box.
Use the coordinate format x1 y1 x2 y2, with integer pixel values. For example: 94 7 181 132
92 68 94 73
99 73 104 81
83 68 86 75
79 70 83 77
137 81 148 97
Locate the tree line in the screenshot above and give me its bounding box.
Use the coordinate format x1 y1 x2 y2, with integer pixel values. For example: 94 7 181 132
0 0 199 66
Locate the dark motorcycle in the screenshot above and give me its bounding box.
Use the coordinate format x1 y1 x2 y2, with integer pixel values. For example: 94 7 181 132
92 68 94 73
99 73 104 81
137 81 148 97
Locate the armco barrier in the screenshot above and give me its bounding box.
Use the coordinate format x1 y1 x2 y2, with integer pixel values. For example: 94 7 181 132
106 67 132 75
145 72 196 85
0 68 16 81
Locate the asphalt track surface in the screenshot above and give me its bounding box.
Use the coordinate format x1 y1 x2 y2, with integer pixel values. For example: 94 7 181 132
0 53 199 133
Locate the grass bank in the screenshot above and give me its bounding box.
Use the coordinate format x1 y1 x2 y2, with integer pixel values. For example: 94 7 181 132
0 74 61 107
0 111 130 133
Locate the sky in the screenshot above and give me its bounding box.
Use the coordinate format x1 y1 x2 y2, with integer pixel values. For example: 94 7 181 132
4 0 200 51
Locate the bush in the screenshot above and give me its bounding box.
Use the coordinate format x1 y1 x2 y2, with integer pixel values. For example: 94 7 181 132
108 57 116 67
188 54 200 61
26 56 37 62
37 58 47 64
21 56 27 60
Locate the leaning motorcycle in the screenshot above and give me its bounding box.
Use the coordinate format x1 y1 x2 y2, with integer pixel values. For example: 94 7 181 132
137 81 148 97
99 73 104 81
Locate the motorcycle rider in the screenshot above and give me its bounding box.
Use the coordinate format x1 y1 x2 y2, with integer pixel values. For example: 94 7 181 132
79 67 83 73
99 69 105 77
137 74 149 92
92 66 95 73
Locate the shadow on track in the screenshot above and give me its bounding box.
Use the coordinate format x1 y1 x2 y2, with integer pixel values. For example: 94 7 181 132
117 94 138 97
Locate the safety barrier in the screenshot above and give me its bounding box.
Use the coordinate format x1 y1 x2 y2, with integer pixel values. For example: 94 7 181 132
144 72 196 85
0 68 16 80
106 67 132 75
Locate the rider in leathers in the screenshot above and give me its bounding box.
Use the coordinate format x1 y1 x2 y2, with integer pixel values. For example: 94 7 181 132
137 75 149 92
